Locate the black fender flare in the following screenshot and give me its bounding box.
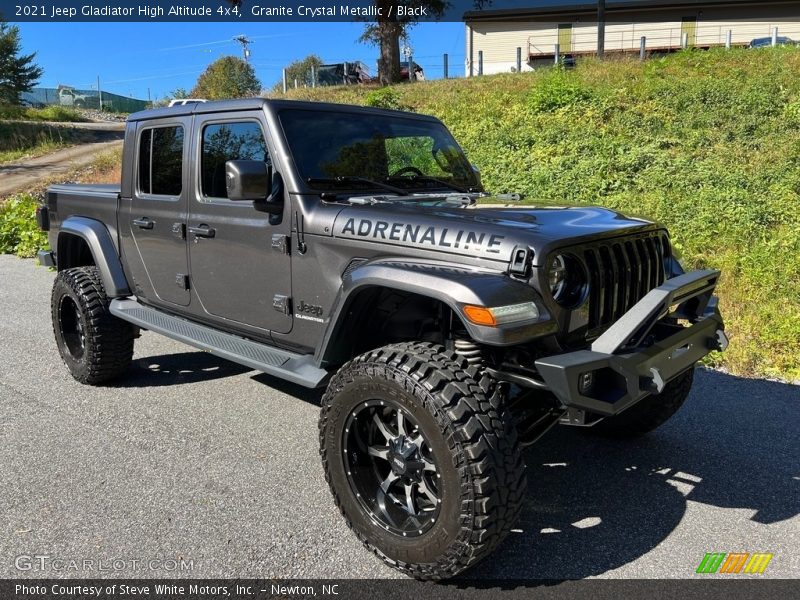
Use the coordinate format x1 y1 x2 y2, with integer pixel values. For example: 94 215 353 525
316 258 556 364
57 216 131 298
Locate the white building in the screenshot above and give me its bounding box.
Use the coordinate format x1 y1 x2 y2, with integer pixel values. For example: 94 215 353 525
464 0 800 75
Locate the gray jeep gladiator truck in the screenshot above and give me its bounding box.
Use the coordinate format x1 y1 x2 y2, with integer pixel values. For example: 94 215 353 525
37 98 727 579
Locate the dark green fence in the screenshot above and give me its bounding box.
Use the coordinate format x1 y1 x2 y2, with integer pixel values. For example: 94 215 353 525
21 87 149 113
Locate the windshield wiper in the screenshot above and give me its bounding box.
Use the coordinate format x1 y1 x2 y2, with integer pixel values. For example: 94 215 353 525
385 175 469 193
307 176 410 196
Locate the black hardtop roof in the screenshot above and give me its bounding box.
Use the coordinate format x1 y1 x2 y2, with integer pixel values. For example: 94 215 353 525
127 97 440 123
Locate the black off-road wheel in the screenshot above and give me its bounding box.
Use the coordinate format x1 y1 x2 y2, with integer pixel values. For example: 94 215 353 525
319 342 526 580
51 266 134 385
589 368 695 438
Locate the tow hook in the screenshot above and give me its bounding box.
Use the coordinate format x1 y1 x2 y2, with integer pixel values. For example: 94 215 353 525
707 329 729 352
640 367 666 394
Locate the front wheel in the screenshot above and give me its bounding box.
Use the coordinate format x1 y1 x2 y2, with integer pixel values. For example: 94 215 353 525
319 342 526 580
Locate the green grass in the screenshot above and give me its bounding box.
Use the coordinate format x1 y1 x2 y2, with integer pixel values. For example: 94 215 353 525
280 47 800 381
0 122 80 164
0 104 88 122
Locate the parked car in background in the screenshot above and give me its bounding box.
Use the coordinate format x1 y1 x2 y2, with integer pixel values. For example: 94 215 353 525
400 61 423 80
749 36 795 48
317 62 372 86
57 87 98 109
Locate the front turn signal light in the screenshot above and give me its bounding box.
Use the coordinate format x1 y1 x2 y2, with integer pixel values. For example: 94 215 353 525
462 302 539 327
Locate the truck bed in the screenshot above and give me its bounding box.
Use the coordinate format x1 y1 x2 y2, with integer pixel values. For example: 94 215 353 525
45 184 122 255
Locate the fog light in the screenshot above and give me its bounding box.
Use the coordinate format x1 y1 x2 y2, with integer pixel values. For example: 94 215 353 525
578 371 594 395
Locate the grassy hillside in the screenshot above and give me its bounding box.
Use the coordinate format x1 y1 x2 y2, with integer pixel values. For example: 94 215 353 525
281 48 800 381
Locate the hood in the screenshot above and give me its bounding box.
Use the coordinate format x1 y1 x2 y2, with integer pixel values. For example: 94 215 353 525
331 199 660 265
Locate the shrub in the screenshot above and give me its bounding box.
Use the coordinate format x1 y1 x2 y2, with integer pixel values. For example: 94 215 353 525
0 193 48 258
364 87 409 111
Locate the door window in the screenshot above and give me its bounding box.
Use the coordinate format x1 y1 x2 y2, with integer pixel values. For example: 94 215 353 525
138 126 184 196
200 121 270 199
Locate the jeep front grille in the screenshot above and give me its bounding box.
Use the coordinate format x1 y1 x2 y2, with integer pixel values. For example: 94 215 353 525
583 233 669 334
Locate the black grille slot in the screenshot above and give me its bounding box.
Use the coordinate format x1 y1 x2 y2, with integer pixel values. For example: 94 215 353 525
583 233 668 333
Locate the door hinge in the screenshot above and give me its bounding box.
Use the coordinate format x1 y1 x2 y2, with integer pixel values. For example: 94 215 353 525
272 294 291 314
172 222 186 240
271 234 290 254
176 273 190 290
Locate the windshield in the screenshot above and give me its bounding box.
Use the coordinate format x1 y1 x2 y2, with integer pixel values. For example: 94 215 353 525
278 109 480 193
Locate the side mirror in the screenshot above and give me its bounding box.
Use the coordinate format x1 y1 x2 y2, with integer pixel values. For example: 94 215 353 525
225 160 270 201
225 160 283 215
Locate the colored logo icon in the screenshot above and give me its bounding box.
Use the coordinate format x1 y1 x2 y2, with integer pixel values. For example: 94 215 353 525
696 552 773 574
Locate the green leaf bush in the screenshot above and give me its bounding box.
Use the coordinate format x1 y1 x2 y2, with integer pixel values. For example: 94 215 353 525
0 193 48 258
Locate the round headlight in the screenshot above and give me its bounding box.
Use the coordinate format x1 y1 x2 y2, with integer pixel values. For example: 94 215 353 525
547 254 588 307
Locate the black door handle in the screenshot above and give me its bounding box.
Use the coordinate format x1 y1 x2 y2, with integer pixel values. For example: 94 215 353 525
188 225 216 239
133 217 154 230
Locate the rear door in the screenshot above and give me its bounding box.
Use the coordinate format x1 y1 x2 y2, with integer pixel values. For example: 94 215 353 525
123 117 191 306
186 113 292 335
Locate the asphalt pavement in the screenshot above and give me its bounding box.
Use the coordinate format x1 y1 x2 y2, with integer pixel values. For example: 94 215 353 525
0 255 797 580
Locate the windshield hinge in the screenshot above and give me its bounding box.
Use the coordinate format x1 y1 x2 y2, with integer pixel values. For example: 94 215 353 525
271 234 290 254
509 245 533 277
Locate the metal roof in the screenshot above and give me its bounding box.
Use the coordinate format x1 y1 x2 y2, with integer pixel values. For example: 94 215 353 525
464 0 797 21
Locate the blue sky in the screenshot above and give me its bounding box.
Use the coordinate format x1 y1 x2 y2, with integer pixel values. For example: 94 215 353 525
15 21 467 100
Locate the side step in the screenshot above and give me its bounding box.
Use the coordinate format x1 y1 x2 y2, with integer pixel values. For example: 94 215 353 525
110 299 328 388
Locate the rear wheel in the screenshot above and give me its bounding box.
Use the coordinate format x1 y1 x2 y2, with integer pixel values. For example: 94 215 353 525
319 342 526 580
51 266 134 385
589 368 695 437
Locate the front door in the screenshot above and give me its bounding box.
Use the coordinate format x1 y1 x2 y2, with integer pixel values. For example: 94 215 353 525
124 118 190 306
682 17 697 47
558 23 573 53
187 114 292 335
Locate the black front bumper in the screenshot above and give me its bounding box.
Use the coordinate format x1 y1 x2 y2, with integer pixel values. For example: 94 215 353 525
535 269 727 417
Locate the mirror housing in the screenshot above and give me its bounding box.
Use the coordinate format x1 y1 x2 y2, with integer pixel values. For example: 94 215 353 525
225 160 283 215
225 160 270 201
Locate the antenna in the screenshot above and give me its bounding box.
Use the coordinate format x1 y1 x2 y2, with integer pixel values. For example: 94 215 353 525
233 35 252 62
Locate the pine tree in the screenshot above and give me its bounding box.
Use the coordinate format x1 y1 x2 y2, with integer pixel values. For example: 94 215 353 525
0 20 43 105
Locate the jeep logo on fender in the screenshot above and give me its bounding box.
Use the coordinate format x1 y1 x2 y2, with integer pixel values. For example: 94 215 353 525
295 300 324 323
339 218 505 255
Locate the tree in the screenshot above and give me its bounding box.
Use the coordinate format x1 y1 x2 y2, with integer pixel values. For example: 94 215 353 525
274 54 324 93
362 1 489 85
0 19 43 105
170 87 190 100
191 56 261 100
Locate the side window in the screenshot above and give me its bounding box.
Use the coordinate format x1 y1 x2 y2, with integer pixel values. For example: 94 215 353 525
201 121 269 199
138 125 184 196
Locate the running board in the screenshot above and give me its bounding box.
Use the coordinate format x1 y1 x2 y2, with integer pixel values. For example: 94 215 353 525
110 299 328 388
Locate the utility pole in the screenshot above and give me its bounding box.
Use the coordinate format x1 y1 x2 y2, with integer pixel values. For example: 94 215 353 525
97 76 103 111
233 35 252 62
597 0 606 59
